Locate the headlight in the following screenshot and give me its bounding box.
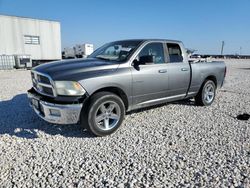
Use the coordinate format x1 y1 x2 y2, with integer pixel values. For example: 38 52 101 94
54 81 86 96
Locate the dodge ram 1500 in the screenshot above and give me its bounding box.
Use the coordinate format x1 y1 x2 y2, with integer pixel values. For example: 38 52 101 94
28 39 226 136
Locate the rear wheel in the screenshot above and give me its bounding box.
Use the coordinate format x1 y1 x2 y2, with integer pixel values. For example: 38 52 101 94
81 91 125 136
195 80 216 106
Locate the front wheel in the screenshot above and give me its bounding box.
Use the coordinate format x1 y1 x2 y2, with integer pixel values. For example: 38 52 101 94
81 91 125 136
195 80 216 106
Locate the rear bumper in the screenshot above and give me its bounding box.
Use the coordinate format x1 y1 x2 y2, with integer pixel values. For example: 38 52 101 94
27 91 83 124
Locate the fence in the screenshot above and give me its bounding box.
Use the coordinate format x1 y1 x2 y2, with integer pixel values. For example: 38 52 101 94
0 55 15 70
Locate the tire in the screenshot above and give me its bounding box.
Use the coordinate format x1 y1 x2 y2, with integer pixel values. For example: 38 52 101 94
81 91 125 136
195 80 216 106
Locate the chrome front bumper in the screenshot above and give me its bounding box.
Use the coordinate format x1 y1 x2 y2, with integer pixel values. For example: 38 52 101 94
27 92 83 124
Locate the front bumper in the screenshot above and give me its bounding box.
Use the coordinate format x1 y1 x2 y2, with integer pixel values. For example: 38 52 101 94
27 91 83 124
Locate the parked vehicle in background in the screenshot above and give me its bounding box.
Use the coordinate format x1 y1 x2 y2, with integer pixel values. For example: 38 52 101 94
62 47 76 59
62 44 94 59
28 39 226 136
74 44 94 58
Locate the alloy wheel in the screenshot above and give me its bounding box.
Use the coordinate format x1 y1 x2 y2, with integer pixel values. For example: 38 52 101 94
94 101 121 131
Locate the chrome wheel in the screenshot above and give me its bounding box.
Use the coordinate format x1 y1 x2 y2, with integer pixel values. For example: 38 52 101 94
204 83 215 103
94 101 121 131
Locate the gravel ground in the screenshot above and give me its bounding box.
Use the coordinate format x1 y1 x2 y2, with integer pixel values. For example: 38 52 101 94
0 59 249 187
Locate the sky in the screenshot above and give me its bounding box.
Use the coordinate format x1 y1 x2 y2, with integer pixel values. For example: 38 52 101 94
0 0 250 55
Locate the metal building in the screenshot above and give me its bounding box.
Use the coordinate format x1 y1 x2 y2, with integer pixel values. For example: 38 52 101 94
0 14 61 64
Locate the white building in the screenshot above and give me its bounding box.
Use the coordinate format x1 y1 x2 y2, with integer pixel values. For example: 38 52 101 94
0 14 61 63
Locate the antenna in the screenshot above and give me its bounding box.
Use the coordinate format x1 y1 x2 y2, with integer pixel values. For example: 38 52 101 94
221 41 225 55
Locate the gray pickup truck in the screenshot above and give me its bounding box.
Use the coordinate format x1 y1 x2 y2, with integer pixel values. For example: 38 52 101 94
28 39 226 136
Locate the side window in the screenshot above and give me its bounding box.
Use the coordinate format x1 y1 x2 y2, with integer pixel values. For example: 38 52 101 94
138 43 165 64
167 43 183 63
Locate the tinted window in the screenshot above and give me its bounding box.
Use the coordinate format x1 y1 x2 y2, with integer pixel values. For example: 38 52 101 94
138 43 165 64
167 43 183 63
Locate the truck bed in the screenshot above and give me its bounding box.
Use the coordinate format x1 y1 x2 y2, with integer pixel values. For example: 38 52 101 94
188 61 226 95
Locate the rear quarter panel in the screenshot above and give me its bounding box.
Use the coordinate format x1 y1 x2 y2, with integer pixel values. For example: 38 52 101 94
189 61 226 94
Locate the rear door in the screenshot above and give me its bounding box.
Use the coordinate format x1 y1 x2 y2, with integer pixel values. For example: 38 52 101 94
165 43 191 97
131 42 169 106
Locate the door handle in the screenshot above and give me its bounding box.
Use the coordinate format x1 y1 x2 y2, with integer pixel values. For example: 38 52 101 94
181 68 188 71
158 69 167 73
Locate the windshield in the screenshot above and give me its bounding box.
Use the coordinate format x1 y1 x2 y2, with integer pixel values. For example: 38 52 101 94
89 40 142 62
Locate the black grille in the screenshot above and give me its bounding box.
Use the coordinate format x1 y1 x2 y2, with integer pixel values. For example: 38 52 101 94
42 87 54 95
37 75 50 84
31 71 54 97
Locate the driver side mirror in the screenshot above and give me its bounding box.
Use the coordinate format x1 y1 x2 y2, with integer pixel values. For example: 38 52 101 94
133 55 154 67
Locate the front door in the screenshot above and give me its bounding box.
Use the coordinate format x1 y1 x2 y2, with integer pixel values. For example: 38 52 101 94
131 42 169 106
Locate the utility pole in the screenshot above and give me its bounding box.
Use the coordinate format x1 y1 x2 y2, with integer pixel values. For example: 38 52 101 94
221 41 225 55
240 47 242 55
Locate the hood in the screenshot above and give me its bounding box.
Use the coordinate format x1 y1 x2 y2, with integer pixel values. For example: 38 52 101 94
33 58 120 81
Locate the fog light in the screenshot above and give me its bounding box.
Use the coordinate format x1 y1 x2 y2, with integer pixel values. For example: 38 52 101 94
49 109 61 117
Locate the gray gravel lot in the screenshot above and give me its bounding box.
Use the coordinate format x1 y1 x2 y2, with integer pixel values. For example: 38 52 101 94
0 59 249 187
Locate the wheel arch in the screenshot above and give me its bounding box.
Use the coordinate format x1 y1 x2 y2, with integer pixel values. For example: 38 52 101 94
196 75 217 95
90 87 129 110
203 75 217 88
